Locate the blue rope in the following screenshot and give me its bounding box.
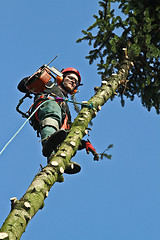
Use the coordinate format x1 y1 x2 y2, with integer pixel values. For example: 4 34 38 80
64 98 94 109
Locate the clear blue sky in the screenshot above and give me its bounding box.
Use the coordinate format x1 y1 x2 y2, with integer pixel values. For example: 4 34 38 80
0 1 160 240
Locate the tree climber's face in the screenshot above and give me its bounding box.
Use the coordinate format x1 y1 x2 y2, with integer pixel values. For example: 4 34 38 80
63 73 79 92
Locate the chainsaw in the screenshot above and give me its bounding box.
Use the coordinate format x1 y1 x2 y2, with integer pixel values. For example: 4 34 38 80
25 55 63 94
16 56 64 118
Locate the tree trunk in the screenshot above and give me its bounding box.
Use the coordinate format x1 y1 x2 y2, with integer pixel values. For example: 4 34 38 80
0 58 132 240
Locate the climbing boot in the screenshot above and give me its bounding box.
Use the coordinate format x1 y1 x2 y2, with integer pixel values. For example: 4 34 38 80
64 161 81 174
42 129 67 157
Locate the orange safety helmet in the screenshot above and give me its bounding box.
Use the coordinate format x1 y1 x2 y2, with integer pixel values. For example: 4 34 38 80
56 67 82 94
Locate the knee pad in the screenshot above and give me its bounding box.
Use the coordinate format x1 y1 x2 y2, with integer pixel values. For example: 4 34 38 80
40 117 59 130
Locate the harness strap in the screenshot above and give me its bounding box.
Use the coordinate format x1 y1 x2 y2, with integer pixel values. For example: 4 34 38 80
61 114 70 130
34 95 47 122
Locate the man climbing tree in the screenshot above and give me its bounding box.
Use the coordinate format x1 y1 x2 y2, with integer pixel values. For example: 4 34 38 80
0 0 159 239
17 65 99 173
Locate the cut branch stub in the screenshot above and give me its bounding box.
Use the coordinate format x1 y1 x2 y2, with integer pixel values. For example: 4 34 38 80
70 141 76 147
10 197 18 210
24 202 31 209
51 161 59 167
0 232 9 240
60 153 66 157
10 197 17 203
59 167 64 174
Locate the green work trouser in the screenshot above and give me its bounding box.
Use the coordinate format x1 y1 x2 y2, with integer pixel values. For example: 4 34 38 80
37 99 62 141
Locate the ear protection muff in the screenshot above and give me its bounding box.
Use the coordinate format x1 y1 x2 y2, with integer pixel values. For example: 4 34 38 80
70 88 77 95
56 75 63 85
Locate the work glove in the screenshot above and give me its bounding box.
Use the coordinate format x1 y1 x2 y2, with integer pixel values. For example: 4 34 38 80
79 140 99 161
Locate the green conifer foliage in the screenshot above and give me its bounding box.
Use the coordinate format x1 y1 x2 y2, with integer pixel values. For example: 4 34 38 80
77 0 160 113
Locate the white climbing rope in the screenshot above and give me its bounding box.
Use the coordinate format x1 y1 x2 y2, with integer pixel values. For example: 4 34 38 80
0 100 50 156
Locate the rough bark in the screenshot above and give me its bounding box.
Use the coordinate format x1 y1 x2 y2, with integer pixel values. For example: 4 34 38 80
0 58 132 240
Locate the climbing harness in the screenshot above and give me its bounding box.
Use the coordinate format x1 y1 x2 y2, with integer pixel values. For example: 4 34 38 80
16 93 94 121
0 93 94 156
